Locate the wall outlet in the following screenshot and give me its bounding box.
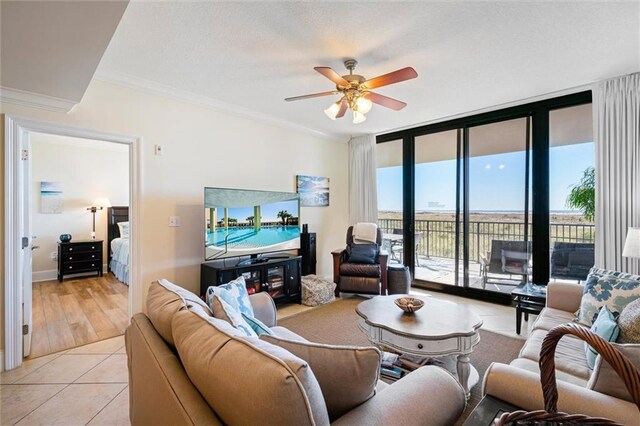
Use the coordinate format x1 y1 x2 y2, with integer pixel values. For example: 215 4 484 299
154 145 164 156
50 252 58 261
169 216 181 227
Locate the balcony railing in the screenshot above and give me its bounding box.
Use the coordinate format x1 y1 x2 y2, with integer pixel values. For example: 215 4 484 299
378 218 595 263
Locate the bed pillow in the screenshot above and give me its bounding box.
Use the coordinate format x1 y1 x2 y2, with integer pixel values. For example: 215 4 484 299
117 221 130 238
578 270 640 325
585 306 619 369
260 334 381 421
206 276 254 317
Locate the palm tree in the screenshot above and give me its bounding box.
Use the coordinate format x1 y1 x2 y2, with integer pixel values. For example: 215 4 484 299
277 210 291 226
246 216 254 226
566 167 595 222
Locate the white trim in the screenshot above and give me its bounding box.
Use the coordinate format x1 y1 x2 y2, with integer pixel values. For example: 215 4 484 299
4 115 142 370
94 70 335 141
0 87 78 113
0 350 4 373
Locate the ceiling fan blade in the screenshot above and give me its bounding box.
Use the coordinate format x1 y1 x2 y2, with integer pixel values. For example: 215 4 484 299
314 67 350 88
285 91 339 102
336 98 348 118
361 67 418 90
366 92 407 111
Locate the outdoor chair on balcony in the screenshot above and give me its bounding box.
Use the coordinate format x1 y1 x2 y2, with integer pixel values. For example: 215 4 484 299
480 240 531 289
388 228 422 267
550 241 594 281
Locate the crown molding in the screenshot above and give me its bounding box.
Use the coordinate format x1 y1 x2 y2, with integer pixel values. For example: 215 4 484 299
93 70 338 141
0 86 78 113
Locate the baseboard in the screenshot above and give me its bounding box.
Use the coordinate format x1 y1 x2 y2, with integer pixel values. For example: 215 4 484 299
32 264 109 282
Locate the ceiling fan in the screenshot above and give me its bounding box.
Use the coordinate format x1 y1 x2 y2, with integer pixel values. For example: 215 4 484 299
285 59 418 124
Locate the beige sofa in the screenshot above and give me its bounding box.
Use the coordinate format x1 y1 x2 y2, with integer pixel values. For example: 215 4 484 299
125 280 466 425
483 282 640 424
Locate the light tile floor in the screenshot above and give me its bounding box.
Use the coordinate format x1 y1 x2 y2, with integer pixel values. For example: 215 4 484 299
1 290 536 425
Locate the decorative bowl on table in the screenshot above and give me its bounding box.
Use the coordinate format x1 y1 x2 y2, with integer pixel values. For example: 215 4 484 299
394 297 424 313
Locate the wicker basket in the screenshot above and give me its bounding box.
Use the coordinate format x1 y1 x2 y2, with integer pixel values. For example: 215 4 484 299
495 323 640 425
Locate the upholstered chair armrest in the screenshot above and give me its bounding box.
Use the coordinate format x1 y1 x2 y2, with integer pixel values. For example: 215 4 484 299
483 363 640 426
546 282 583 312
332 366 465 426
248 292 277 328
378 251 389 295
332 248 347 296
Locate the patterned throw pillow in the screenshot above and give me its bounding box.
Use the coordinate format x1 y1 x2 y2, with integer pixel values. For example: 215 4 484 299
618 298 640 343
211 295 257 337
578 268 640 325
241 313 274 336
585 306 619 369
206 276 254 318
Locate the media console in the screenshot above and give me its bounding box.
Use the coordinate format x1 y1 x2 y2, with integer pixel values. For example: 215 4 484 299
201 254 301 305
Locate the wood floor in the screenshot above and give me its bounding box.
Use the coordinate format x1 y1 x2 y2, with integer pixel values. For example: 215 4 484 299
29 274 129 359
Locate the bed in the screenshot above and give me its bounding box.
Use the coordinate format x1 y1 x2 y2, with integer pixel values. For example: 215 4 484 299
107 206 130 285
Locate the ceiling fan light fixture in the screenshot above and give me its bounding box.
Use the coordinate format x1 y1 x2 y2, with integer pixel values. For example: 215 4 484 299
324 102 341 120
352 110 367 124
355 96 373 114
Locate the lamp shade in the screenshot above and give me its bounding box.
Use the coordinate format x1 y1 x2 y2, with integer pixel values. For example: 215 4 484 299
92 198 112 209
623 227 640 259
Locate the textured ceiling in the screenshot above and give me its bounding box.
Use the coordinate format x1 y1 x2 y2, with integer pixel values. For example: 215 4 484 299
96 1 640 138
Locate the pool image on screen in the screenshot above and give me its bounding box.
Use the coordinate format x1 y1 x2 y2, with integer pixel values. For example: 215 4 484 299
204 187 300 260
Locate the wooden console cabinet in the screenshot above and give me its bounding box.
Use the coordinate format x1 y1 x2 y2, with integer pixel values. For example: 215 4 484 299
58 240 103 282
201 255 301 305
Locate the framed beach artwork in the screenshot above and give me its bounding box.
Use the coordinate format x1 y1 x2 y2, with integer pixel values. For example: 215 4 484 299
40 181 63 213
296 175 329 207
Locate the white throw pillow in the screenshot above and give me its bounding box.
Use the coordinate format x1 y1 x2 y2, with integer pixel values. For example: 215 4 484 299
117 221 130 238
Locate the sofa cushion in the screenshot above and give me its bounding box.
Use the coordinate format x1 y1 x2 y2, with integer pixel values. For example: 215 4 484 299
172 309 330 426
509 358 588 387
261 334 381 422
211 295 257 337
587 343 640 402
519 329 591 380
578 269 640 325
532 307 577 332
339 263 381 278
585 306 619 369
618 298 640 343
146 279 212 346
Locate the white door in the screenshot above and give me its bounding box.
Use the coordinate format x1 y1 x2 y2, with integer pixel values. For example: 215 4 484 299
20 129 33 357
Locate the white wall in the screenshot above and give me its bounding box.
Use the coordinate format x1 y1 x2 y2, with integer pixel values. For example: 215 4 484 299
30 133 129 280
1 79 349 346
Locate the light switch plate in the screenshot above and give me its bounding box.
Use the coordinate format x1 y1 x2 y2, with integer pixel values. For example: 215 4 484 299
169 216 181 227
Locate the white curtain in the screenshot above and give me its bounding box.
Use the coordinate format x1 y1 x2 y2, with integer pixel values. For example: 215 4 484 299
595 72 640 274
348 134 378 224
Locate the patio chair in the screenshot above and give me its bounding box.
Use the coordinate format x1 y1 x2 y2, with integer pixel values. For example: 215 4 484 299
389 228 422 267
480 240 531 289
549 241 594 281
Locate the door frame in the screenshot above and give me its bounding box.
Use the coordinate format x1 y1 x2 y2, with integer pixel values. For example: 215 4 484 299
4 115 142 371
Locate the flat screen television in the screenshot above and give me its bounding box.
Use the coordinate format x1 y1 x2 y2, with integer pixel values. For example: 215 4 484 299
204 187 300 261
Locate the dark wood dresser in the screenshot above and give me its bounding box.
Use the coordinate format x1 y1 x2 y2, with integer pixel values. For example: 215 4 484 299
58 240 104 282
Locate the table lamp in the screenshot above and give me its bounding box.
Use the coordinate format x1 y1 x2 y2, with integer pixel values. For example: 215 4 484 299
87 198 112 239
622 227 640 259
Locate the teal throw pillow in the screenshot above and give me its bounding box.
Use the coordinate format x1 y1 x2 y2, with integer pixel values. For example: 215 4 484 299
578 269 640 325
206 276 254 318
585 306 619 369
242 313 274 336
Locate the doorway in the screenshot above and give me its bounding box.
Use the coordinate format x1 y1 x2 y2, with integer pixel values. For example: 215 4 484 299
4 115 141 371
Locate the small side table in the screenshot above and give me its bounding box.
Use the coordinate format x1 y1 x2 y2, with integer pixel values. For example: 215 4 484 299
462 395 521 426
511 283 547 335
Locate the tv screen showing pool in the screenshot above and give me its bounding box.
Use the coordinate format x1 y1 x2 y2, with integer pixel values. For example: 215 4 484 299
204 187 300 260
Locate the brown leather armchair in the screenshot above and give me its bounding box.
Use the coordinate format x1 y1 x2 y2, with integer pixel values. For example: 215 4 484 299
332 226 388 296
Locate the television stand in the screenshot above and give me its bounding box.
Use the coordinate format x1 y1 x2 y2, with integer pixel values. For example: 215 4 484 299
201 254 301 305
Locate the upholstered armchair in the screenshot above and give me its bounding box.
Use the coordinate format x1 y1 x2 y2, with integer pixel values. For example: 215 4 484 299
332 226 388 296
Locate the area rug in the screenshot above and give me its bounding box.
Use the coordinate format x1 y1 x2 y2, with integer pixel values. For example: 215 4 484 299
279 295 525 425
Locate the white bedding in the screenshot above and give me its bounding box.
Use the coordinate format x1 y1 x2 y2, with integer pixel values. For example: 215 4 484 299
110 237 130 285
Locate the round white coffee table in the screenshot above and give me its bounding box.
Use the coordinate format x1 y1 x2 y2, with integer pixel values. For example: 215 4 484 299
356 295 483 399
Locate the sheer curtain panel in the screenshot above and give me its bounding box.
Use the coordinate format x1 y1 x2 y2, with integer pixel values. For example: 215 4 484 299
348 134 378 224
595 72 640 274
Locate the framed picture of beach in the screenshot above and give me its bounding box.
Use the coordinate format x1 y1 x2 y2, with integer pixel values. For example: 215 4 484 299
40 181 63 213
297 175 329 207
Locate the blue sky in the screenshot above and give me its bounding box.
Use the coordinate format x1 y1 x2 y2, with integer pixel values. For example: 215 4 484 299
377 142 594 212
220 199 299 222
